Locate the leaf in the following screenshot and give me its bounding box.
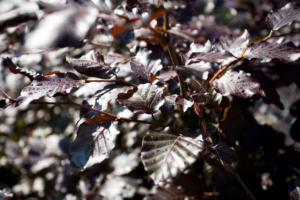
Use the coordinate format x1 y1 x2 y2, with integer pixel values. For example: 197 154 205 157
25 8 98 50
69 115 119 172
210 69 265 99
16 72 85 106
213 29 250 57
160 94 178 118
141 128 205 184
0 188 13 200
5 58 40 81
130 48 163 84
243 39 300 63
79 84 136 124
118 83 165 114
266 2 300 30
289 176 300 200
198 118 219 135
204 141 238 177
175 96 194 114
145 184 186 200
219 103 249 137
67 50 120 79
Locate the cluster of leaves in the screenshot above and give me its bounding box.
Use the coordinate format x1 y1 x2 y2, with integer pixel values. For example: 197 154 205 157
1 0 300 199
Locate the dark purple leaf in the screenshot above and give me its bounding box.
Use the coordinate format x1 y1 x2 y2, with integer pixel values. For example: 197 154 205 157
219 103 249 137
289 176 300 200
243 39 300 63
102 52 132 67
160 94 178 118
175 96 194 114
70 115 119 173
145 184 186 200
210 69 265 99
25 8 98 50
130 49 163 83
213 29 250 57
67 50 120 79
16 72 85 106
155 68 178 82
266 2 300 30
118 83 165 114
141 128 205 184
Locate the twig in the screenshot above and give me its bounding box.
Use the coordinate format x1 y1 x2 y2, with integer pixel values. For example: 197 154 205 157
0 87 16 102
166 29 195 42
85 79 137 87
235 172 257 200
263 30 273 41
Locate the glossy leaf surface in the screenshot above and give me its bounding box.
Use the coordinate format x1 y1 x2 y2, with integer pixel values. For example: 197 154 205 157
70 115 119 172
141 129 205 184
16 72 85 106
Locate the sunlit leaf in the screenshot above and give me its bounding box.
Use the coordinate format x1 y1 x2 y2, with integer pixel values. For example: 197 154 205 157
219 103 249 137
141 128 205 184
70 115 119 173
67 50 120 79
243 39 300 63
5 58 40 81
130 48 163 84
210 69 265 99
16 72 85 106
118 83 165 114
266 2 300 30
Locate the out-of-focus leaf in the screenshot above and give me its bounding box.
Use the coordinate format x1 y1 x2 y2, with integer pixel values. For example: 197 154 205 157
175 96 194 114
70 115 119 172
188 75 222 107
0 98 11 111
118 83 165 114
160 94 178 118
25 8 98 50
103 52 132 67
219 103 249 137
266 2 300 30
67 50 120 79
243 39 300 63
145 184 186 200
210 69 265 99
141 128 205 184
213 29 250 57
204 141 238 177
0 3 38 32
289 176 300 200
155 68 177 82
0 188 13 200
130 49 162 83
198 118 218 135
16 72 85 106
6 58 40 81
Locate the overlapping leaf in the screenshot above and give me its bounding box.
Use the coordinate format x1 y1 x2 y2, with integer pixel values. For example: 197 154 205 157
213 29 250 57
69 115 119 173
130 49 163 84
210 69 265 99
118 83 165 114
160 94 178 118
175 96 194 114
67 50 120 79
16 72 85 106
266 2 300 30
141 128 205 184
243 39 300 63
219 103 249 137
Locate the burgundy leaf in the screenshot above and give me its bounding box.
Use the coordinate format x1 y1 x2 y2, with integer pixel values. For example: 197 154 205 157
67 50 120 79
219 103 249 137
118 83 165 114
70 115 119 173
102 52 132 67
213 29 250 57
266 2 300 30
160 94 178 118
155 68 178 82
16 72 85 106
243 39 300 63
175 96 194 114
130 49 163 83
141 128 205 184
210 69 265 99
6 57 40 81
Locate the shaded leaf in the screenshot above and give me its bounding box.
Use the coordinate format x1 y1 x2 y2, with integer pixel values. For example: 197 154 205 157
67 50 120 79
243 39 300 63
145 184 187 200
70 115 119 172
266 2 300 30
289 176 300 200
198 118 218 135
213 29 250 57
160 94 178 118
141 128 205 184
118 83 165 114
25 8 98 50
5 58 40 81
210 69 265 99
130 48 163 84
219 103 249 137
16 72 85 106
175 96 194 114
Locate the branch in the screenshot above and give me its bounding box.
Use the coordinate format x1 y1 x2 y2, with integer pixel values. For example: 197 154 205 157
166 29 195 42
263 30 273 41
85 79 137 87
0 86 16 102
235 172 257 200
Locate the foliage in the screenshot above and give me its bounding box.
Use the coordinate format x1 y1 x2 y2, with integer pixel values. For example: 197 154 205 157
1 0 300 199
